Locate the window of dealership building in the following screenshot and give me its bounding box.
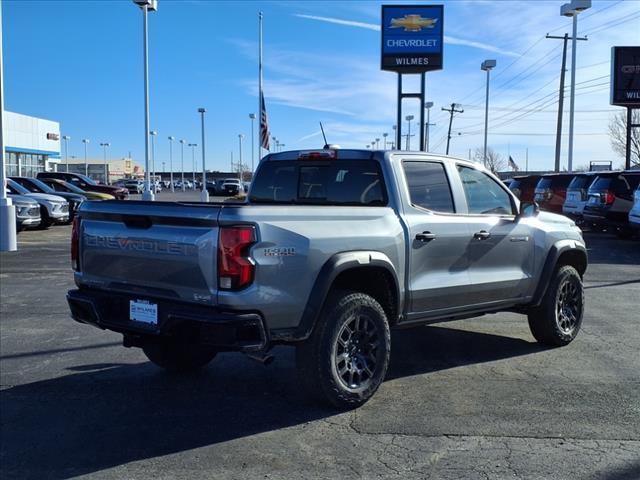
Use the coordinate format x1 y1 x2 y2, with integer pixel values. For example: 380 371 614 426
4 111 61 176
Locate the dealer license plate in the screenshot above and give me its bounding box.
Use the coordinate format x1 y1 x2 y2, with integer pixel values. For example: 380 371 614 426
129 300 158 325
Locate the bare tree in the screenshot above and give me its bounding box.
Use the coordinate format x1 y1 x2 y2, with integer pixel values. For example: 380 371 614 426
474 147 506 173
608 110 640 167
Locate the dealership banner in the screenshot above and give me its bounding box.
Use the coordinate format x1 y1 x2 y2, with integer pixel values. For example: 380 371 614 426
611 46 640 106
381 4 443 73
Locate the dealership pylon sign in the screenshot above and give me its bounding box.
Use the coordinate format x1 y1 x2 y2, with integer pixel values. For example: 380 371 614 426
381 4 443 73
611 46 640 106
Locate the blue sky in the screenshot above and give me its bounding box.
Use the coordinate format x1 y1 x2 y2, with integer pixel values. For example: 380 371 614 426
3 0 639 172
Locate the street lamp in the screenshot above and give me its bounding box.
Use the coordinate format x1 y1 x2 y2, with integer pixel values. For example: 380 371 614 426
149 130 157 191
179 139 185 191
132 0 157 200
168 136 175 192
99 142 110 184
62 135 71 172
481 60 497 167
82 139 90 176
238 134 244 182
375 138 380 149
198 108 209 202
249 113 256 173
424 102 434 152
405 115 414 150
188 143 197 189
383 132 388 149
561 0 591 173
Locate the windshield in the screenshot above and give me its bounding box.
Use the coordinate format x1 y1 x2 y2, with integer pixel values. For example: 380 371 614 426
75 174 97 185
6 179 31 194
27 178 56 194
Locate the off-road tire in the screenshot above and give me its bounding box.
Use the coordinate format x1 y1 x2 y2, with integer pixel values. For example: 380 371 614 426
528 265 584 347
142 338 217 373
296 290 391 409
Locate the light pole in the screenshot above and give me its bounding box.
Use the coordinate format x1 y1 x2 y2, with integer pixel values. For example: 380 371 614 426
375 138 380 149
238 134 244 182
561 0 591 173
198 108 208 202
133 0 157 200
63 135 70 172
481 60 496 166
249 113 256 173
99 142 110 184
0 0 17 252
82 139 90 176
405 115 414 150
149 130 157 191
424 102 434 152
371 141 376 149
383 133 388 149
179 139 185 191
168 136 175 192
188 143 197 189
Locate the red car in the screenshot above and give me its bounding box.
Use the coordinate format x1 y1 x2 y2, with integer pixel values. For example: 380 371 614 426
534 174 575 214
508 175 541 203
37 172 128 200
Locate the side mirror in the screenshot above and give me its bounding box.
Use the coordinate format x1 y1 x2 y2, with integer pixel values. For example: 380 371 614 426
519 201 540 218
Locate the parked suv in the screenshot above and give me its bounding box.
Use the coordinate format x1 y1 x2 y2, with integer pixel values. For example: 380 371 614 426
37 172 128 200
509 175 541 202
10 176 86 222
562 172 598 223
583 171 640 238
221 178 242 196
124 179 144 194
6 179 69 227
68 149 587 408
8 194 41 231
534 174 575 214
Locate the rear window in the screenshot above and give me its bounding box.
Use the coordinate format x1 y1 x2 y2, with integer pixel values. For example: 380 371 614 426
568 175 593 190
249 160 386 205
536 178 552 190
538 176 572 189
589 176 613 191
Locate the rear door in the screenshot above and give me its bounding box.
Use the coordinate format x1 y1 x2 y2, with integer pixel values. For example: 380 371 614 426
454 165 535 304
401 160 472 316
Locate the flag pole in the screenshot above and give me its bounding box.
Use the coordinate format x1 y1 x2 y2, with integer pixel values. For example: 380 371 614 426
258 11 263 158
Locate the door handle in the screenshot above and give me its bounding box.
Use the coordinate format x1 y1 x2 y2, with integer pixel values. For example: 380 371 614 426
415 231 436 242
473 230 491 240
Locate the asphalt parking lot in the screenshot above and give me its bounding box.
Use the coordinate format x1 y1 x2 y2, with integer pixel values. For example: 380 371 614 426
1 225 639 479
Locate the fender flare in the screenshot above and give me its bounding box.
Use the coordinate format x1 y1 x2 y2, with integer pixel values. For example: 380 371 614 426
531 240 587 307
270 251 401 342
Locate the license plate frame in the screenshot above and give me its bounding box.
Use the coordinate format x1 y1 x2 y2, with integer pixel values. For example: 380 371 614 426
129 299 158 325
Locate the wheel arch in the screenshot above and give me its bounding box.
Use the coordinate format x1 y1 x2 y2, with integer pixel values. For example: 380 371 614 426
271 251 401 342
531 241 587 307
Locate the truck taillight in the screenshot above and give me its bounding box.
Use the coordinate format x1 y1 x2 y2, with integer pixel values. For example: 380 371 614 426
71 216 80 271
218 226 256 290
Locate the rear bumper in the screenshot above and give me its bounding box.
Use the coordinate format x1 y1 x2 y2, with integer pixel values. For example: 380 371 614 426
67 288 267 351
583 208 630 228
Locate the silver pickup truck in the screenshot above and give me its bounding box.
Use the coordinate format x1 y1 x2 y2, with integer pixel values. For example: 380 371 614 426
67 148 587 408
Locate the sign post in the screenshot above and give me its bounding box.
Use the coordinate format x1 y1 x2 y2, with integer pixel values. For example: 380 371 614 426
610 46 640 169
381 4 443 152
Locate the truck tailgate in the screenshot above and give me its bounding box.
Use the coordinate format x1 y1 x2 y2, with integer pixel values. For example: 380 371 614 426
77 201 221 305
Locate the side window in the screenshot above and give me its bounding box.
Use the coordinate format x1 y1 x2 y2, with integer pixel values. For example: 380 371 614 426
457 166 514 215
403 161 455 213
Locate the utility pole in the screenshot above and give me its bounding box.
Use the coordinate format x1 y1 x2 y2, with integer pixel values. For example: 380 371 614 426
442 103 464 155
547 33 586 172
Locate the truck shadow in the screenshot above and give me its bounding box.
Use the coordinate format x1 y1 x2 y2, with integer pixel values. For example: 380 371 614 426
1 325 544 479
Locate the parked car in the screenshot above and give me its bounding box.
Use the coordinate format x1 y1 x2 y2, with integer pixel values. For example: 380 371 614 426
583 171 640 238
221 178 242 196
124 179 144 194
533 173 575 214
629 185 640 234
562 172 598 224
68 148 587 409
509 175 541 202
37 172 128 200
7 194 41 231
39 178 115 200
6 179 69 227
10 176 86 222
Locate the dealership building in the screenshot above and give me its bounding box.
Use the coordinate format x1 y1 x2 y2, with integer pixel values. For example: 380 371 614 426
4 111 61 176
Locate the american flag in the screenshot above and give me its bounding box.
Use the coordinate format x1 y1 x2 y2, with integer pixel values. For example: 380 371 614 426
508 155 519 172
260 91 270 151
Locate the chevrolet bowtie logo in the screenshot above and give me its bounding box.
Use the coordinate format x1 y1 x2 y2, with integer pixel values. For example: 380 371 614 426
390 14 438 32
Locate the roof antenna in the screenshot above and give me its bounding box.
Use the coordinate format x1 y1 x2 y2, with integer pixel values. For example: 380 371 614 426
319 122 328 148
